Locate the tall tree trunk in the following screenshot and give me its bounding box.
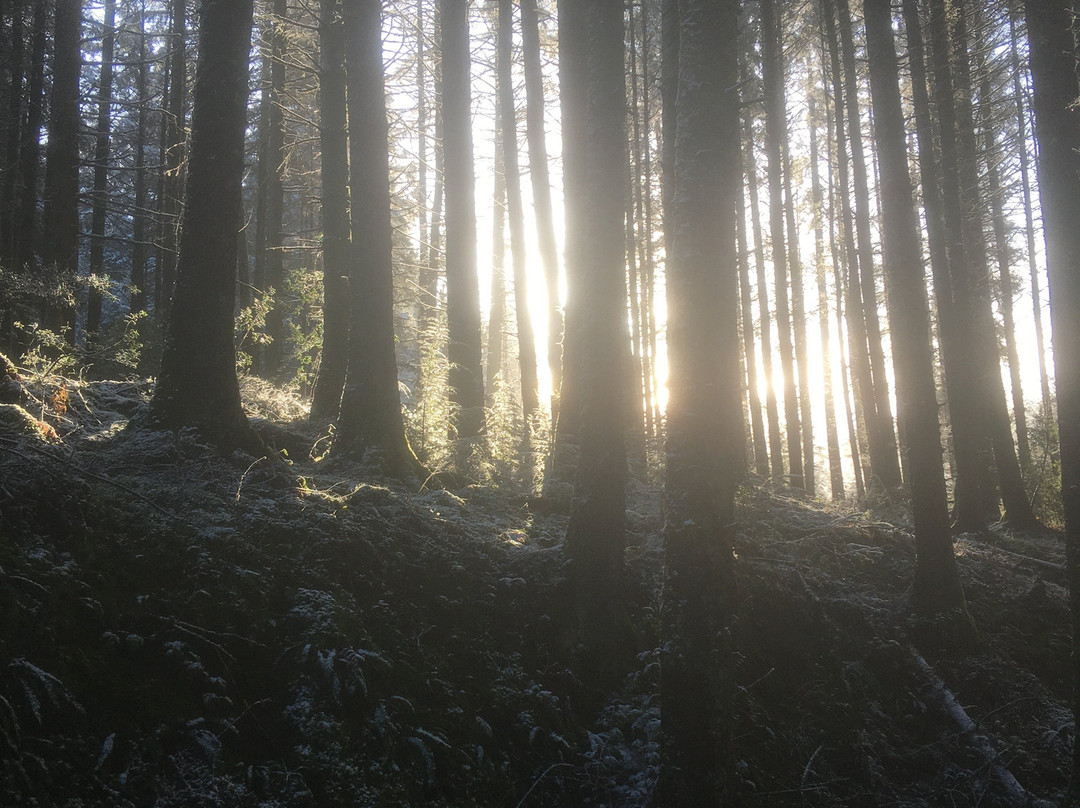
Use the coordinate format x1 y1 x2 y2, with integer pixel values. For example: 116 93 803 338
496 0 539 422
40 0 82 341
441 0 485 447
1009 6 1053 416
866 0 966 617
150 0 260 454
333 0 424 479
809 84 844 500
951 0 1037 529
978 69 1030 473
86 0 116 341
261 0 288 376
486 101 508 394
657 0 741 800
0 0 24 266
743 89 784 481
835 0 901 491
760 0 804 489
821 0 893 494
1022 0 1080 792
158 0 187 310
737 175 769 477
14 0 45 274
520 0 562 413
130 4 149 318
310 0 351 419
562 0 629 677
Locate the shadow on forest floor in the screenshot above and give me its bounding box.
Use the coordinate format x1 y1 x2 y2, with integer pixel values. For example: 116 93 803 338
0 373 1069 806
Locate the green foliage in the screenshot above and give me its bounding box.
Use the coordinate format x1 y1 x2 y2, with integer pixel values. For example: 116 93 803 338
404 311 454 470
283 262 324 395
235 286 275 374
1025 398 1063 528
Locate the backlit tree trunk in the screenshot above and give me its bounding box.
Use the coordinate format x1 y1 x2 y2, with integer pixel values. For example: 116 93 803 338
866 0 965 616
150 0 260 454
656 0 741 800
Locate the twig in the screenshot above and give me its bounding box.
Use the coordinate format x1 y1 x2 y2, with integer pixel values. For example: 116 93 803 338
514 763 576 808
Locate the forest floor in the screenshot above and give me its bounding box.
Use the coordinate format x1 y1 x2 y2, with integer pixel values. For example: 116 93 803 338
0 373 1072 807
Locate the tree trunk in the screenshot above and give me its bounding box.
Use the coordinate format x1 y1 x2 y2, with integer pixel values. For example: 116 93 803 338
149 0 260 454
440 0 485 447
562 0 629 678
809 85 844 500
309 0 351 420
737 175 769 477
1022 0 1080 792
261 0 288 377
14 0 46 274
334 0 424 479
835 0 901 492
760 0 803 489
866 0 966 617
520 0 562 413
496 0 539 423
40 0 81 341
742 85 785 482
158 0 186 309
1009 6 1053 416
486 100 507 394
130 6 149 318
86 0 116 342
656 0 741 800
821 0 896 494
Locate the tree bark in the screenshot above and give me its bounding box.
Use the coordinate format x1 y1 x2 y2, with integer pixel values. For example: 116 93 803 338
520 0 562 412
866 0 965 616
149 0 260 454
310 0 351 420
333 0 424 479
496 0 539 422
86 0 116 341
1022 0 1080 792
760 0 804 489
656 0 741 800
561 0 629 678
441 0 485 447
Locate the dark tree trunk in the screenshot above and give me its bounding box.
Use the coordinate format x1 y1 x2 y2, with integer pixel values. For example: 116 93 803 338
821 0 896 494
440 0 484 446
978 69 1030 473
261 0 288 377
866 0 966 616
130 6 149 317
561 0 629 678
1022 0 1080 792
334 0 423 479
0 0 24 266
486 99 507 393
158 0 186 309
1009 7 1053 416
760 0 803 489
40 0 81 341
656 0 741 801
737 177 769 477
14 0 45 274
835 0 901 491
949 0 1037 530
520 0 562 412
496 0 538 422
309 0 350 420
149 0 260 454
743 91 785 481
809 85 844 500
86 0 116 341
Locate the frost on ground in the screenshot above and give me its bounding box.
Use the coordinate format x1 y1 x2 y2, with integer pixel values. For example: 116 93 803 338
0 374 1072 806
